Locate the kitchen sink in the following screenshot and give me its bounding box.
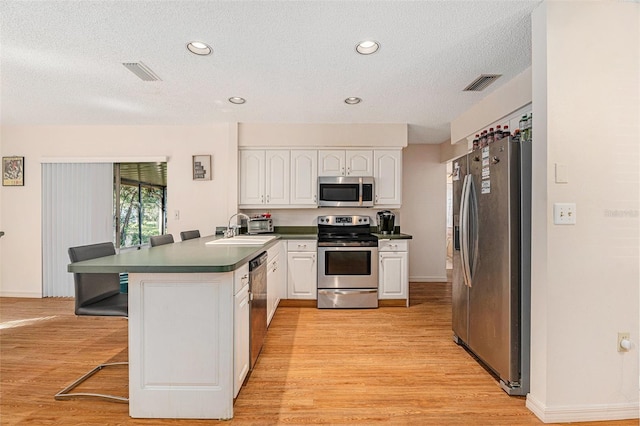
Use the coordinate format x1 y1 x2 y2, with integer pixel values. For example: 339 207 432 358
206 235 277 245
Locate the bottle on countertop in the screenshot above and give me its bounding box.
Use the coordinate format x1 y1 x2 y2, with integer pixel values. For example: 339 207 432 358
487 128 494 145
472 134 480 150
512 128 521 142
502 125 509 139
495 125 503 140
519 115 528 141
480 130 488 147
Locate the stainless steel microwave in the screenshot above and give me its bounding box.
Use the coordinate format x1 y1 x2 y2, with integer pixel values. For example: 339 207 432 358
317 176 375 207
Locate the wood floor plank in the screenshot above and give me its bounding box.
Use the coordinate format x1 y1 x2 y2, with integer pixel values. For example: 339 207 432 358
1 284 637 425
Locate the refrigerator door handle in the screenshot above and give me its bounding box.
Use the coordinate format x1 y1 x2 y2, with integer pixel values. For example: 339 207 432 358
467 176 479 283
460 175 472 288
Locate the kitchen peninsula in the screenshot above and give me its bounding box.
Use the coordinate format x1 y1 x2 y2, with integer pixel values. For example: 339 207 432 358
68 228 412 419
68 235 280 420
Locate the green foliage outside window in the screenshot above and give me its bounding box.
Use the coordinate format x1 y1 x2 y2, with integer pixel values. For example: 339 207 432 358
119 183 166 248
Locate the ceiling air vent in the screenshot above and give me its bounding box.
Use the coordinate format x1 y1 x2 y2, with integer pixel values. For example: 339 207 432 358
122 62 161 81
463 74 501 92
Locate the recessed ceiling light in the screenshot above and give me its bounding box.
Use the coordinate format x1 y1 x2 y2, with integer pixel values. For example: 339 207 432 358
344 97 362 105
356 40 380 55
228 97 246 104
187 41 212 56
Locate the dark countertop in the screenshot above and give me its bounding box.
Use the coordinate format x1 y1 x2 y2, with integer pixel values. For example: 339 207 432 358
372 233 412 240
68 230 413 274
68 235 282 274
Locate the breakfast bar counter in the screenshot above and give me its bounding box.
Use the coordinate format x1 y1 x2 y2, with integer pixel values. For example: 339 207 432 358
68 235 279 420
67 235 280 274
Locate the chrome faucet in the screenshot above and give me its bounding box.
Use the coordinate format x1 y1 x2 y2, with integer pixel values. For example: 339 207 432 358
226 213 250 238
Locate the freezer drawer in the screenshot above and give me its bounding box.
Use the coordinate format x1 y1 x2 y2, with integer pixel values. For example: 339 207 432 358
317 289 378 309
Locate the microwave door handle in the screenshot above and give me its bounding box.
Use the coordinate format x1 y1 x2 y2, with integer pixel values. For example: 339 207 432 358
358 177 363 206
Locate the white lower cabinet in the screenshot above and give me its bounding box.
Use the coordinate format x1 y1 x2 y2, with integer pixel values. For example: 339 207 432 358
378 240 409 305
233 263 250 398
267 241 286 326
287 240 317 299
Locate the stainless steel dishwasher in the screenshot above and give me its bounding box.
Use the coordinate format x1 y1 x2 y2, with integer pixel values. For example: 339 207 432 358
249 251 268 370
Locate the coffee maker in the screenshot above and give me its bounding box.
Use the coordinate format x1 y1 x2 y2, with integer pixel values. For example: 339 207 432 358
376 210 395 234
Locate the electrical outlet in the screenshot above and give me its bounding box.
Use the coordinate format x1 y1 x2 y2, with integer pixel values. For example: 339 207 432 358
553 203 576 225
618 332 631 352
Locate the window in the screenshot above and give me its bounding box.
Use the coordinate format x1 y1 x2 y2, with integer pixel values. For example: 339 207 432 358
115 163 167 249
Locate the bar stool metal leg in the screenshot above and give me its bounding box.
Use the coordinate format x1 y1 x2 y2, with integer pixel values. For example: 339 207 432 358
55 361 129 403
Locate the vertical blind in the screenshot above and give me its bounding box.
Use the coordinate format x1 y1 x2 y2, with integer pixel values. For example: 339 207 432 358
42 163 114 297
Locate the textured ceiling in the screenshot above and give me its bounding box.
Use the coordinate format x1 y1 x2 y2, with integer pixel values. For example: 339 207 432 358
0 1 540 144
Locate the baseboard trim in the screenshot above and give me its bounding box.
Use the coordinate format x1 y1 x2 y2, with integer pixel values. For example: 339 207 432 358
0 291 42 298
278 299 317 308
526 394 640 423
378 299 407 307
409 276 448 282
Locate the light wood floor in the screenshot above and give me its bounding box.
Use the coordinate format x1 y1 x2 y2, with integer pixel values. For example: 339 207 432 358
1 283 637 425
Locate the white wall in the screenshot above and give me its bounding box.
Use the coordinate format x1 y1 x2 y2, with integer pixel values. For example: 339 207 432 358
0 124 234 297
400 144 447 282
238 123 408 148
527 1 639 422
450 67 533 145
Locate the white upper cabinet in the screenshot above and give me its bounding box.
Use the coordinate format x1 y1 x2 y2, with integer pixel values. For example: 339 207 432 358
241 148 401 208
346 150 374 176
239 150 265 206
290 150 318 205
319 150 373 177
240 150 290 207
374 150 402 206
265 150 290 205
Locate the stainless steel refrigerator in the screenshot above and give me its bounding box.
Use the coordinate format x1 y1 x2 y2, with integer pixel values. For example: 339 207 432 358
451 136 531 396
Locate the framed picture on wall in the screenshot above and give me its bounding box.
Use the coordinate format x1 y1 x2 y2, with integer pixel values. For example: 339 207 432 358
2 156 24 186
192 155 212 181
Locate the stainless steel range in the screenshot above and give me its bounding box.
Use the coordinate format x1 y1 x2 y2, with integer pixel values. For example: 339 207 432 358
317 215 378 309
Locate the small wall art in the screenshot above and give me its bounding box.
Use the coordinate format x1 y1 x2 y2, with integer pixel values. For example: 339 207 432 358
192 155 212 181
2 156 24 186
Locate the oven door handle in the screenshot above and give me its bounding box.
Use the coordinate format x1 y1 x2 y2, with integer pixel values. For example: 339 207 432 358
327 289 378 295
318 246 378 252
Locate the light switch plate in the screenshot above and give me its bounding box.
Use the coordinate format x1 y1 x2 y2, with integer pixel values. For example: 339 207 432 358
555 163 569 183
553 203 576 225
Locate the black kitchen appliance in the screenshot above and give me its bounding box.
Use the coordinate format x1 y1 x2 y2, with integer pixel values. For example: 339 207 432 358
317 215 378 309
376 210 395 234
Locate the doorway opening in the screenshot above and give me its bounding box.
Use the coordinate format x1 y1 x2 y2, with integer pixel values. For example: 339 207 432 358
446 161 453 281
114 162 167 250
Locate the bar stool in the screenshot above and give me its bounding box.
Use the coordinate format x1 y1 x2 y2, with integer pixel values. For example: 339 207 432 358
55 242 128 403
179 230 200 241
149 234 174 247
